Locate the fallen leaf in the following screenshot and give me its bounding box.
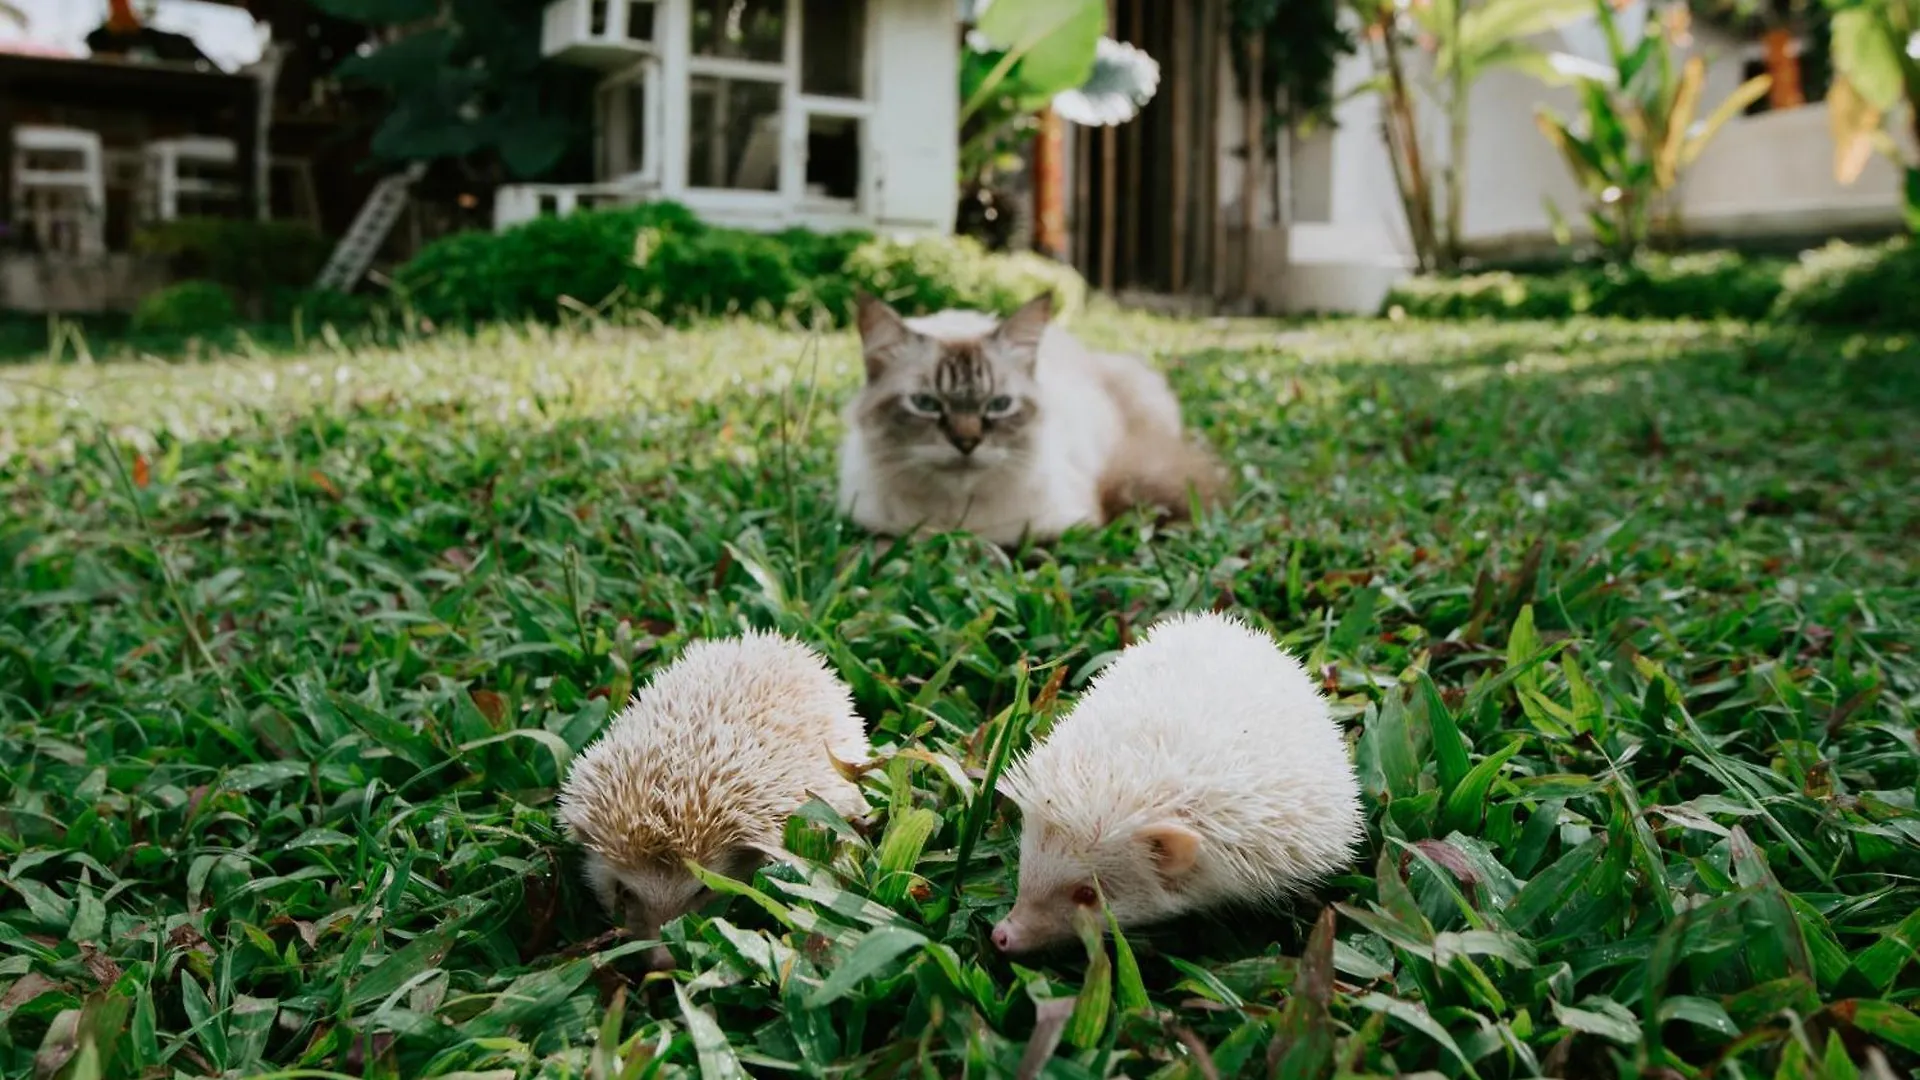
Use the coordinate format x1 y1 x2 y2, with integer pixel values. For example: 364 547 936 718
0 973 65 1013
132 453 150 489
469 689 507 723
309 470 341 499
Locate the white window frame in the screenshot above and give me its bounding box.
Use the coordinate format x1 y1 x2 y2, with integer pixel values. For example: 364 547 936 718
596 58 663 187
665 0 877 222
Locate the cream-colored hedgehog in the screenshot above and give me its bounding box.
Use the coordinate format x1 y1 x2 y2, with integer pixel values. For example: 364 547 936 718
557 630 871 969
991 611 1364 954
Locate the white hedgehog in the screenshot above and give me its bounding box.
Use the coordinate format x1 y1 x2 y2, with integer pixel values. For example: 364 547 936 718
556 630 871 969
991 611 1365 954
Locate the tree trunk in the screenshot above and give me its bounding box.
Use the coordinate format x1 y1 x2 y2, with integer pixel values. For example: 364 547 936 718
1763 28 1805 111
1031 107 1066 259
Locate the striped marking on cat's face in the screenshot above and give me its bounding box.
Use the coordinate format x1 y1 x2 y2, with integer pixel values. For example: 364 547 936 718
853 293 1051 468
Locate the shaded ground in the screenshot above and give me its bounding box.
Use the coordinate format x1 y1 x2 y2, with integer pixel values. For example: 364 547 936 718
2 311 1916 1078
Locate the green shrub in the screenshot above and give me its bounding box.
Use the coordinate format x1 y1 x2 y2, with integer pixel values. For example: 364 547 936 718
1383 251 1785 322
132 280 237 336
134 218 332 295
1773 239 1920 331
843 234 1088 319
392 200 1089 329
275 288 378 329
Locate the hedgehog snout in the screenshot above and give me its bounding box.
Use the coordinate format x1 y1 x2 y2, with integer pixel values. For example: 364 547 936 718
640 944 675 972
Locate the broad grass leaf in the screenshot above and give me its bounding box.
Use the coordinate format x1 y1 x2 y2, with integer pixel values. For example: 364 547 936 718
1103 906 1148 1013
1439 737 1524 839
1062 908 1111 1050
1844 999 1920 1054
346 927 458 1010
467 960 593 1037
873 807 940 906
1654 995 1738 1040
1270 906 1337 1080
1352 992 1482 1078
1550 998 1638 1046
1507 836 1604 931
673 981 746 1080
805 926 928 1008
1418 670 1470 795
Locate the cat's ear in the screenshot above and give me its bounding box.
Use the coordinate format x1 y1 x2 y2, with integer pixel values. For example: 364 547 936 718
855 291 913 381
993 292 1053 368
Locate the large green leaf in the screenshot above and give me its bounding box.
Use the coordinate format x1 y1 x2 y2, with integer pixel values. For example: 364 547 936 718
1456 0 1592 75
1830 8 1909 111
1679 73 1774 171
974 0 1104 99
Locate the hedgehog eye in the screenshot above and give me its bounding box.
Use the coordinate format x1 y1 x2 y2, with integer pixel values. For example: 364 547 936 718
1071 884 1099 907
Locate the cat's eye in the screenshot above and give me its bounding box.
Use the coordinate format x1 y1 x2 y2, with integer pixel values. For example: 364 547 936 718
906 393 943 415
1071 884 1099 907
984 395 1016 416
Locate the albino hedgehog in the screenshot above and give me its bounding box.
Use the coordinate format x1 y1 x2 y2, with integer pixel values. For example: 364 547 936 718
557 630 871 969
991 611 1364 954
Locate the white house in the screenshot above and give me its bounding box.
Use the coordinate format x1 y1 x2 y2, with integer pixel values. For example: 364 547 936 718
498 0 958 237
1265 1 1915 313
1055 0 1913 316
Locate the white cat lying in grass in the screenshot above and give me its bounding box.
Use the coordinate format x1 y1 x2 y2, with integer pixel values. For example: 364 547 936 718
835 292 1224 546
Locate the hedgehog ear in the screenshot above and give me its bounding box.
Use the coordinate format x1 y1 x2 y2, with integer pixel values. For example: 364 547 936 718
1136 821 1202 884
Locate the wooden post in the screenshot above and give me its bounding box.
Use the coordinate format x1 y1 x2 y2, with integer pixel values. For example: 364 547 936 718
1121 0 1143 287
1073 115 1091 274
1098 0 1118 292
1240 31 1263 303
1763 27 1805 110
1169 0 1190 293
1032 106 1066 259
1207 0 1227 303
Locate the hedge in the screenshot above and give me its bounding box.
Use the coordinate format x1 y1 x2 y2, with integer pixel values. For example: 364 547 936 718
1382 251 1789 322
1772 238 1920 331
392 200 1087 328
131 280 238 336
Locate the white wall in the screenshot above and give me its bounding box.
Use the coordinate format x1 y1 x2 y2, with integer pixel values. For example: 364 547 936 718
1277 9 1912 313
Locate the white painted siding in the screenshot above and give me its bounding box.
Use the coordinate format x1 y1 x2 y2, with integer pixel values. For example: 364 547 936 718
870 0 959 231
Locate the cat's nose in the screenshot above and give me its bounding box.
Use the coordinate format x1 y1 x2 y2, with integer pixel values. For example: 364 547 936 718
947 433 981 455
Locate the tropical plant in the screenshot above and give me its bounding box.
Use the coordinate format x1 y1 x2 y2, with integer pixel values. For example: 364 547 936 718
956 0 1160 247
1536 1 1773 259
1349 0 1596 273
1822 0 1920 232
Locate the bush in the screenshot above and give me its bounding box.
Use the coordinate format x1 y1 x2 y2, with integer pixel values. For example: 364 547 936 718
1773 239 1920 331
134 218 332 296
1383 251 1786 322
392 200 1089 329
132 280 238 336
843 235 1088 319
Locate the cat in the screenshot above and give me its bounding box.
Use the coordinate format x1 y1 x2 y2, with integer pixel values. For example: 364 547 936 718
834 291 1224 546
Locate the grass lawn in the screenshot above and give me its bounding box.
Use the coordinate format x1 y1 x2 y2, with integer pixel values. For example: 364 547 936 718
2 310 1917 1079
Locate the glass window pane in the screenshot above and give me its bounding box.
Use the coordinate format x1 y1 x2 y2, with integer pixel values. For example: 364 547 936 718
686 76 783 191
689 0 785 63
626 0 655 42
805 114 860 202
801 0 865 98
589 0 609 36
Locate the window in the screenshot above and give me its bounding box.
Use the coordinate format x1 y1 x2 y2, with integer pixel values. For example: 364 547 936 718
599 64 658 182
801 0 865 99
804 114 861 205
626 0 655 42
690 0 785 63
687 75 782 191
585 0 873 209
